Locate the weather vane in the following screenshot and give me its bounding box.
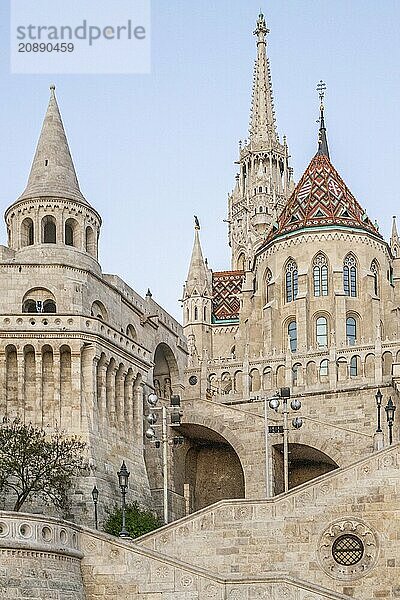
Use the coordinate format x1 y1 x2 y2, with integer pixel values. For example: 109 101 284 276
316 80 326 109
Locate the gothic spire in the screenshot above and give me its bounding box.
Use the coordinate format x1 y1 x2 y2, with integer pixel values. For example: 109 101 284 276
249 12 278 144
18 85 88 205
316 80 330 159
391 216 399 256
185 218 209 297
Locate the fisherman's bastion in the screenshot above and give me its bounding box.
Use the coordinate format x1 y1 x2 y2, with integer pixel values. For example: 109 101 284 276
0 11 399 600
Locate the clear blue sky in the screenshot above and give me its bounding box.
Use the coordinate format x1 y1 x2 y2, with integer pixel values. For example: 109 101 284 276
0 1 399 320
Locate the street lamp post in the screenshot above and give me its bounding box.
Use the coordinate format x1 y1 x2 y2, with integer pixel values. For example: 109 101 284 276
91 485 99 530
145 392 183 524
385 397 396 445
375 389 383 433
117 461 130 537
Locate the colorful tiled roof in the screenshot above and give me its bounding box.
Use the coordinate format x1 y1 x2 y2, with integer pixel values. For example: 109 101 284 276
265 152 381 243
212 270 244 322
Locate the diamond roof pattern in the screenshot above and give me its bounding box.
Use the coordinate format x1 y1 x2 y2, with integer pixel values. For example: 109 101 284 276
267 153 380 242
212 271 244 321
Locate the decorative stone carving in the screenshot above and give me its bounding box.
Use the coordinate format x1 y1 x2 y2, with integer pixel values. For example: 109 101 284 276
318 518 379 580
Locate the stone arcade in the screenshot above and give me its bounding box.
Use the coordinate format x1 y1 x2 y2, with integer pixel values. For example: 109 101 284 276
0 12 399 600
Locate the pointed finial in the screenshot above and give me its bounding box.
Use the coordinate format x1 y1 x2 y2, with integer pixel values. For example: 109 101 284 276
50 83 55 90
316 80 330 159
194 215 200 230
254 12 269 38
146 288 152 299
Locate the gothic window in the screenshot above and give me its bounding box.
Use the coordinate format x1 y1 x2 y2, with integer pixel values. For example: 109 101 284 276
346 317 357 346
320 359 329 377
42 216 56 244
313 254 328 296
371 260 379 296
350 356 358 377
316 316 328 347
285 259 298 302
288 320 297 352
343 254 357 296
264 268 272 304
194 306 198 321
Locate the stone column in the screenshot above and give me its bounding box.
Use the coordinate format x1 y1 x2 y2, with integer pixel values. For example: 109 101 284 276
35 352 43 428
70 351 82 433
97 358 107 428
53 349 61 427
0 350 6 416
17 350 24 420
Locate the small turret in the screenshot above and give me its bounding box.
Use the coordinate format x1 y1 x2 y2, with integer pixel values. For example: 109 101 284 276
183 218 212 356
391 216 400 258
4 86 102 269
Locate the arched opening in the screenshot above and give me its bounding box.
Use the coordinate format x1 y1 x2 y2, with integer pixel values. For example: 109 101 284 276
65 218 78 247
21 218 34 247
153 342 179 399
91 300 108 321
272 443 339 494
22 288 56 314
179 424 245 513
126 324 137 340
43 299 56 313
86 226 96 257
237 253 245 271
42 216 56 244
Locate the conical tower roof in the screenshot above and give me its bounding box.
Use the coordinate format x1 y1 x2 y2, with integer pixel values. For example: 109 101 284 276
265 101 380 245
18 85 88 205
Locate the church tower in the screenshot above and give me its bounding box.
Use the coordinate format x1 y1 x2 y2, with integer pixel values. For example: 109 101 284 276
228 13 294 270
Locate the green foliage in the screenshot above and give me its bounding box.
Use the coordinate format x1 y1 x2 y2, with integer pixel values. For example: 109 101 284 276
0 418 86 512
103 501 162 538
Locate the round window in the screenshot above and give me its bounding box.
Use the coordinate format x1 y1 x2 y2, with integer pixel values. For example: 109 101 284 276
332 534 364 566
188 375 198 386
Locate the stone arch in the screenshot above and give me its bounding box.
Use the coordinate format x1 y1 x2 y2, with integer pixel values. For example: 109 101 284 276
21 217 34 247
41 344 54 427
153 342 180 398
276 365 285 387
85 226 96 257
179 415 249 506
272 442 339 494
126 324 137 340
22 288 56 313
64 217 79 248
23 345 36 423
5 344 18 417
91 300 108 321
234 370 243 393
382 351 393 377
263 366 273 391
306 361 317 385
249 368 261 392
365 353 375 379
221 371 232 394
42 215 56 243
60 345 72 428
336 356 348 381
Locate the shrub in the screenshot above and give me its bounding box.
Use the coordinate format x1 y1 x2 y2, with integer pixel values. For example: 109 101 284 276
103 501 162 538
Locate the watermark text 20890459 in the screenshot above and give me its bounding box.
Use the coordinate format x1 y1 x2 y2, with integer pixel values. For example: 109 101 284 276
10 0 151 74
18 43 75 54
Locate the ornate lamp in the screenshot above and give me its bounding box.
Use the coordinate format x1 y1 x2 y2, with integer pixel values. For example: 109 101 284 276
384 397 396 445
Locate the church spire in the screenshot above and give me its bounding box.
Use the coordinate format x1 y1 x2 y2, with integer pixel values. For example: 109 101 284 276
185 217 209 296
316 80 330 159
18 85 88 205
249 12 278 144
391 216 400 257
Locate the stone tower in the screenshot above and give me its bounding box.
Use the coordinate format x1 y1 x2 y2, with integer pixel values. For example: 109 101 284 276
228 13 294 270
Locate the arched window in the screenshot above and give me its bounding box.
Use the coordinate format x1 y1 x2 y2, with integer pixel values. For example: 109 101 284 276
350 356 358 377
316 316 328 347
319 359 329 377
43 300 56 313
21 218 34 247
264 268 272 304
237 253 245 271
91 301 107 321
65 220 74 246
23 299 38 313
126 324 136 340
371 260 379 296
42 216 56 244
194 306 198 321
86 226 96 257
313 254 328 296
346 317 356 346
203 306 207 321
288 320 297 352
285 259 298 302
292 363 300 385
343 254 357 296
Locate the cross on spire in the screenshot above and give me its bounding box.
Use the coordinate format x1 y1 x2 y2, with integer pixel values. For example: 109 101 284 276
316 80 330 159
